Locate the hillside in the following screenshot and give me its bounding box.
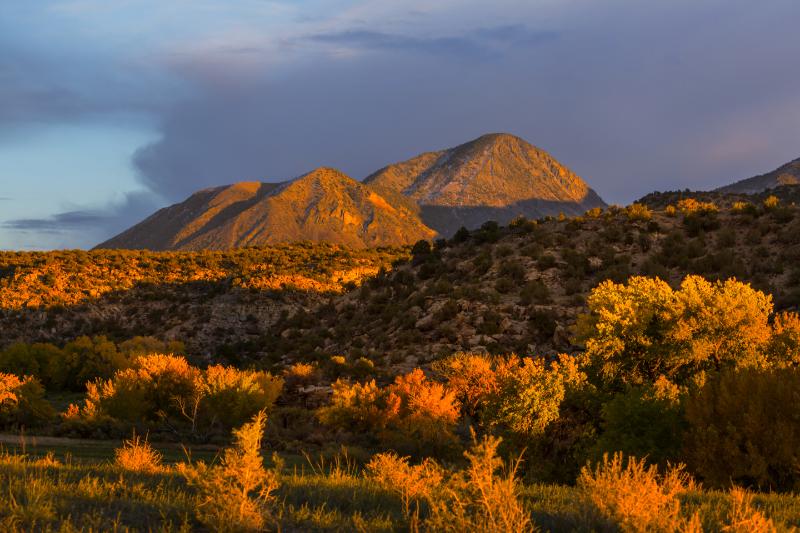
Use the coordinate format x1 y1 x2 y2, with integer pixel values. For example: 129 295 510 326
262 196 800 370
7 193 800 369
364 133 606 235
716 157 800 194
0 243 407 357
97 168 436 250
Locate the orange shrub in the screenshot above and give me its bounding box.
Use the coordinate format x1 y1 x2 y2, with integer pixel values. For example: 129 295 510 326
384 369 461 453
180 411 279 531
432 352 498 417
114 433 163 473
318 369 460 455
677 198 718 214
366 452 443 516
578 452 695 531
82 354 282 438
0 373 54 427
425 436 533 533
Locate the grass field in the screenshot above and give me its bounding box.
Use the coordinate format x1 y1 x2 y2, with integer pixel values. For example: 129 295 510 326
1 434 799 532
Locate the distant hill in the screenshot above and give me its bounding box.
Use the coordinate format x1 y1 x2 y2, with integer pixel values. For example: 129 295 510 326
364 133 606 235
97 168 436 250
99 133 606 250
716 157 800 194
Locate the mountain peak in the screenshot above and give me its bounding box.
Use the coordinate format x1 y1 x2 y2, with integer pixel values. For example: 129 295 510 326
97 167 435 251
364 133 605 235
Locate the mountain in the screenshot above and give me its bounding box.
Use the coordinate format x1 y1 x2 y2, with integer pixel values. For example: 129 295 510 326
99 133 607 250
97 168 436 250
716 157 800 194
364 133 606 235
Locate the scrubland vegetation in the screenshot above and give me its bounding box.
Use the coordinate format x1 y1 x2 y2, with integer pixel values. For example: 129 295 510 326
2 194 800 530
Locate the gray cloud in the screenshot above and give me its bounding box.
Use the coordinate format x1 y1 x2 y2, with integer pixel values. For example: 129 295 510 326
3 0 800 251
1 191 161 248
2 210 108 232
307 25 557 59
132 2 800 207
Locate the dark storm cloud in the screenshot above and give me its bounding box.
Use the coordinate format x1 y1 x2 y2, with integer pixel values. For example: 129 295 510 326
4 0 800 251
133 1 800 207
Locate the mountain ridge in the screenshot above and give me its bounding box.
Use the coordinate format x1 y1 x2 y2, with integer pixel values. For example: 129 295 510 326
716 157 800 194
98 133 606 250
97 168 436 250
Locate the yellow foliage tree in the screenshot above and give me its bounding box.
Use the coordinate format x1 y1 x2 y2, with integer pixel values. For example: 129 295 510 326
578 275 774 386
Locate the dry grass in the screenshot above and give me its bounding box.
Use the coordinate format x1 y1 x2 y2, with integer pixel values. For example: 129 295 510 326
425 435 534 533
366 452 443 517
723 487 780 533
179 410 279 532
578 452 695 532
114 433 163 473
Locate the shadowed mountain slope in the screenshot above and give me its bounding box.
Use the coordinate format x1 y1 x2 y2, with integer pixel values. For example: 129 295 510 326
364 133 606 235
717 157 800 194
97 168 436 250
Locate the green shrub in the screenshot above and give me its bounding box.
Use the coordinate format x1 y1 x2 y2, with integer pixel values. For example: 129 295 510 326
591 377 684 466
684 368 800 491
483 355 586 440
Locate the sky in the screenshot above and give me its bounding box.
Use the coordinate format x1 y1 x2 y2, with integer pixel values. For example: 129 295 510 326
1 1 799 250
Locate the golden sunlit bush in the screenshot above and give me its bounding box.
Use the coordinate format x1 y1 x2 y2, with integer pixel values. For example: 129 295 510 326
366 452 443 516
684 368 800 491
763 195 780 210
678 198 718 214
84 354 198 423
767 312 800 367
483 354 586 440
180 411 279 532
432 352 498 418
114 433 162 473
425 435 533 533
198 365 283 433
625 203 652 221
724 487 779 533
578 452 695 532
282 362 320 389
318 369 460 455
0 373 54 428
384 369 460 453
578 275 774 386
81 354 282 438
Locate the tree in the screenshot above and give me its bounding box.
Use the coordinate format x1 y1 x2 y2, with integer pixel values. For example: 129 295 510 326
577 275 773 386
684 368 800 491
